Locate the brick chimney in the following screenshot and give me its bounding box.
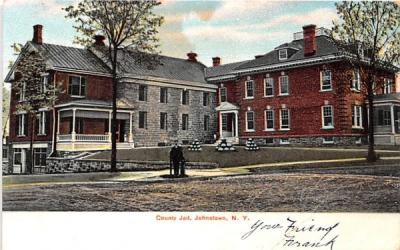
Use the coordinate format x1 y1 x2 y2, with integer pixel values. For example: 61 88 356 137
32 24 43 45
94 35 106 46
303 24 316 56
212 57 221 67
187 52 198 62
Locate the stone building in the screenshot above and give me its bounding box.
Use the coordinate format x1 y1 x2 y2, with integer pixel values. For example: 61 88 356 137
5 25 217 174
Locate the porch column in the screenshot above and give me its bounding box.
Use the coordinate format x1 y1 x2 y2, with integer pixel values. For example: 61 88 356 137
219 112 223 139
57 110 60 141
71 108 76 142
234 111 239 139
128 111 133 143
108 111 112 142
391 104 395 134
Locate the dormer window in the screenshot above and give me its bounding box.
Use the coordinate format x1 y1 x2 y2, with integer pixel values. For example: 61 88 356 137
279 49 288 60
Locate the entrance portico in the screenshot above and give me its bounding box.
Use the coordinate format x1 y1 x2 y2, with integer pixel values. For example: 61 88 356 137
216 102 239 143
372 93 400 145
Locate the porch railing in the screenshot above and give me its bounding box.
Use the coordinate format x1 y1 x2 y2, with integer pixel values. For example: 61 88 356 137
57 134 110 142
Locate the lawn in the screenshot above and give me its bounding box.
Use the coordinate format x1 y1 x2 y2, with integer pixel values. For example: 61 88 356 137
88 146 400 168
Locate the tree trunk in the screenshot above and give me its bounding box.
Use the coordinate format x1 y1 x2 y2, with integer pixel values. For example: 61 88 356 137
110 48 118 172
28 114 35 174
367 85 377 162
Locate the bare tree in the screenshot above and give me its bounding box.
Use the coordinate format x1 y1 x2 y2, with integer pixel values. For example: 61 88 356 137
64 0 163 171
331 1 400 161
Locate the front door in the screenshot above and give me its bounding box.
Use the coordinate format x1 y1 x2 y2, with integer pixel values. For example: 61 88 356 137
117 120 126 142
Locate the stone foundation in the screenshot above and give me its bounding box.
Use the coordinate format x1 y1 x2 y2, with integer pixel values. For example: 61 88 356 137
239 136 367 146
46 158 218 174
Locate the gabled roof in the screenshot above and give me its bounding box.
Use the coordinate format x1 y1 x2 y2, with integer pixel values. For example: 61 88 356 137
205 60 250 79
114 49 208 84
215 101 240 111
31 42 111 74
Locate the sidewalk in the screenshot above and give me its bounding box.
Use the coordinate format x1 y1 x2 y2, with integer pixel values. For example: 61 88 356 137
3 156 400 187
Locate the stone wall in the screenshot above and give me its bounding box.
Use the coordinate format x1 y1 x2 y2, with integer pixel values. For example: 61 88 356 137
119 82 217 147
239 135 367 146
46 158 218 174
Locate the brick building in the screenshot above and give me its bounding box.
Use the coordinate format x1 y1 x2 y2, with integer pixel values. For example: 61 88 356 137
5 25 217 174
206 25 399 146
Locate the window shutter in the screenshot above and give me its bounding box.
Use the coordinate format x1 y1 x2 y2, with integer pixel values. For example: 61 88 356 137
45 112 50 134
68 77 72 95
15 115 20 136
35 114 39 135
81 77 86 96
24 114 28 136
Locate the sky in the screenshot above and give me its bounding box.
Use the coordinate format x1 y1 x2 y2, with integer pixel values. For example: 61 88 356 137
1 0 341 80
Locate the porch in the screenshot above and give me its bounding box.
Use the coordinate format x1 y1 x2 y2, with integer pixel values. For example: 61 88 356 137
373 93 400 145
56 100 135 151
216 102 239 144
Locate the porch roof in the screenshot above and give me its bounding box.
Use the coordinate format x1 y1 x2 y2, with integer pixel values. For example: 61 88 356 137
55 99 134 110
373 93 400 104
216 102 240 112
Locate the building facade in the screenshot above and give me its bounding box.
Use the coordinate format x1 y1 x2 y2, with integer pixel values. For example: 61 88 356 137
206 25 399 146
5 25 217 174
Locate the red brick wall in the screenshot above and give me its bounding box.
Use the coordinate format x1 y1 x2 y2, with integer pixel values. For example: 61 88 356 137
55 72 113 104
217 61 396 139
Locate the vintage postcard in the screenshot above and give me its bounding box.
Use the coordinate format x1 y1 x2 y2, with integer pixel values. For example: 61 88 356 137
1 0 400 249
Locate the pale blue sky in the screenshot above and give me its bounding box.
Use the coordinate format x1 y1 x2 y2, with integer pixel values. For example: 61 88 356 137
2 0 338 79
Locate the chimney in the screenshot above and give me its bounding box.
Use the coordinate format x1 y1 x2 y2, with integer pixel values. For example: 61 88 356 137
303 24 316 56
255 55 263 59
212 57 221 67
93 35 106 46
32 24 43 45
187 52 198 62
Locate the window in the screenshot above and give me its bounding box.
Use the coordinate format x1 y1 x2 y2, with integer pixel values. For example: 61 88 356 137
19 82 26 102
160 87 168 103
351 69 361 91
378 110 391 126
68 76 86 96
220 87 227 102
221 113 228 130
2 147 8 160
182 90 189 105
265 110 274 130
139 111 147 129
204 115 210 131
384 79 392 94
246 111 255 131
34 148 47 167
13 148 22 166
41 75 48 93
280 138 290 144
139 85 147 101
264 77 274 97
321 70 332 91
16 114 27 136
279 75 289 95
322 105 334 129
265 138 274 144
245 80 254 98
182 114 189 130
37 111 47 135
203 92 210 106
352 106 363 128
278 49 288 60
160 112 168 130
280 109 290 130
323 137 334 144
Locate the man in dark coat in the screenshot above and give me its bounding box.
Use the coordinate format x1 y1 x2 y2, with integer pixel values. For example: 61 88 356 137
170 144 180 177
